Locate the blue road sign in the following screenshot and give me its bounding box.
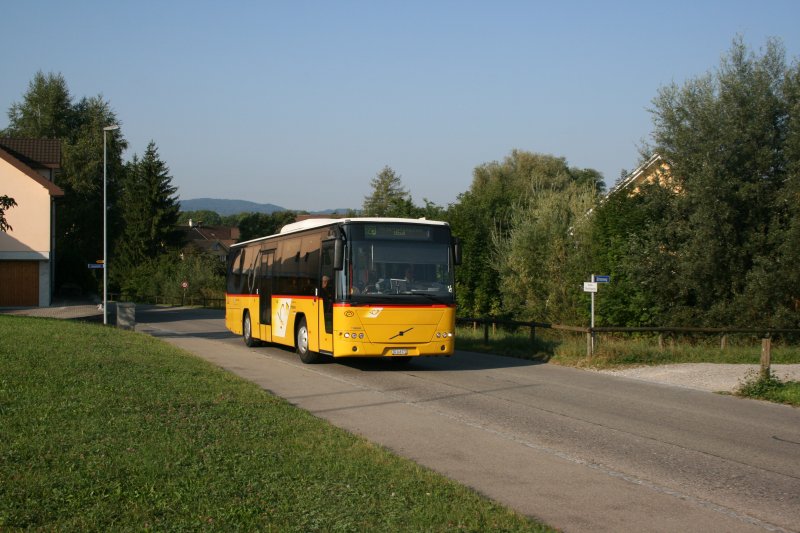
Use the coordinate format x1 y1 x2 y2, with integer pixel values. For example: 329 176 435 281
88 263 104 269
595 275 611 283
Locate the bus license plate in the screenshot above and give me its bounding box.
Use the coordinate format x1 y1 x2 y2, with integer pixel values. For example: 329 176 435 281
392 348 408 355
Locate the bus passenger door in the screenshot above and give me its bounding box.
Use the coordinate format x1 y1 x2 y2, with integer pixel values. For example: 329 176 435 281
318 241 335 353
259 250 274 338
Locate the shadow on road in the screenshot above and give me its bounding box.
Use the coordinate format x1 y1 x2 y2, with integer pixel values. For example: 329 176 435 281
135 306 224 324
134 306 543 372
333 350 544 373
147 329 237 341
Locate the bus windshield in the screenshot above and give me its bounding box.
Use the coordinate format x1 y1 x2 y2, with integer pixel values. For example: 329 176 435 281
348 239 455 304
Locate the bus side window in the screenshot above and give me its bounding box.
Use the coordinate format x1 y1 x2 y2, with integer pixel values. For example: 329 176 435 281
228 249 246 294
241 248 259 294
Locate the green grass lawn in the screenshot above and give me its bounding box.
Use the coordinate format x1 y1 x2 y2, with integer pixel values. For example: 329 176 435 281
456 325 800 406
0 315 550 532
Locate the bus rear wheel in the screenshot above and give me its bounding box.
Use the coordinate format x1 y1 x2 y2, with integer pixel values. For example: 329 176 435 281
296 317 322 364
243 311 260 347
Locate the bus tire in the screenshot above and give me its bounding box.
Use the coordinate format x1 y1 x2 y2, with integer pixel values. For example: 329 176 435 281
296 316 321 364
243 311 260 347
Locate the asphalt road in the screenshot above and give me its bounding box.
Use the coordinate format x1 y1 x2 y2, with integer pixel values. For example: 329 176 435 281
135 306 800 533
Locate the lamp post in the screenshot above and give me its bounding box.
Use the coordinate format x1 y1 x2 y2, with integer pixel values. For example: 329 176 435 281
102 124 119 325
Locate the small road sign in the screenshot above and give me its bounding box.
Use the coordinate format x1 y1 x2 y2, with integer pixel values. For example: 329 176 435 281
88 263 104 269
583 282 598 293
181 281 189 289
595 275 611 283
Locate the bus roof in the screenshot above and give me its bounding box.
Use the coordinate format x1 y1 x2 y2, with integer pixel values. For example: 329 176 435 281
231 217 450 248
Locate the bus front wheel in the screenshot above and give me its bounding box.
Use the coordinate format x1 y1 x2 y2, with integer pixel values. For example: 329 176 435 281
296 317 321 364
243 311 260 347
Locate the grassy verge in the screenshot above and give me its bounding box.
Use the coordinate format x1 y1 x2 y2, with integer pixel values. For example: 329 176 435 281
549 334 800 368
734 371 800 407
456 326 800 368
1 315 550 532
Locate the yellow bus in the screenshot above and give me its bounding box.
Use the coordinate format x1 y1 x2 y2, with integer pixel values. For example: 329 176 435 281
225 217 461 363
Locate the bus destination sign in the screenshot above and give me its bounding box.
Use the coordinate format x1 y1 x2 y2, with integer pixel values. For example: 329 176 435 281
365 224 431 241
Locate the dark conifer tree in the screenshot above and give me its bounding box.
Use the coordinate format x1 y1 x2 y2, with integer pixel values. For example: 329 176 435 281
113 142 181 286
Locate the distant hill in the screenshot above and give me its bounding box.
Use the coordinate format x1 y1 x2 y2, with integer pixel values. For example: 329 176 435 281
179 198 286 216
179 198 354 216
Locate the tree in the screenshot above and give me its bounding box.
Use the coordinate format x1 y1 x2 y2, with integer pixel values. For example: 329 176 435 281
645 37 798 326
590 182 676 326
3 71 74 139
113 141 181 286
177 210 223 226
237 211 297 242
448 149 604 319
0 196 17 232
362 166 419 217
57 96 127 293
493 181 596 323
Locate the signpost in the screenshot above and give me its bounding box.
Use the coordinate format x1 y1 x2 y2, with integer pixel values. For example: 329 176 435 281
584 274 611 356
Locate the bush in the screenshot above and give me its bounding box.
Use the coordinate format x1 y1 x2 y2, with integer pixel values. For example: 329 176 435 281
119 251 225 302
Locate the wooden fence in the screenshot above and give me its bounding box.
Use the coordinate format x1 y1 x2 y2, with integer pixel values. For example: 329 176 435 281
455 316 800 369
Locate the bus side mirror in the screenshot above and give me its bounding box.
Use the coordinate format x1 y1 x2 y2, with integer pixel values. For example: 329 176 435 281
453 237 462 266
334 238 344 271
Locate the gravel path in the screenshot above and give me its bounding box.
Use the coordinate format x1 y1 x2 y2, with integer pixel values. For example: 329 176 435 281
594 363 800 393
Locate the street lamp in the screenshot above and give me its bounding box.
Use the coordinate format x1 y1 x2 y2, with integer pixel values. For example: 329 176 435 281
103 124 119 325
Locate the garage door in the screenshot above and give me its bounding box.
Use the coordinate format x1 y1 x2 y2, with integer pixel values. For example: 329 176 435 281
0 261 39 306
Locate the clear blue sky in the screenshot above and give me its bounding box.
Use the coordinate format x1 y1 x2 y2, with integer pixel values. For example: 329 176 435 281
3 1 799 212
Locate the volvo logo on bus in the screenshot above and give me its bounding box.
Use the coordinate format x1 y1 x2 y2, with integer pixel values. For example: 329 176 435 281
390 327 414 340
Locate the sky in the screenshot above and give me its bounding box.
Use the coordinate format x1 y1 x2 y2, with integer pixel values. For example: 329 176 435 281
3 1 800 212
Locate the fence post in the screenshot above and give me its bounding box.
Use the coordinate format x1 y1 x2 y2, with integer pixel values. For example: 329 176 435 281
720 334 727 350
761 337 772 378
484 321 489 344
658 334 664 352
530 324 536 344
